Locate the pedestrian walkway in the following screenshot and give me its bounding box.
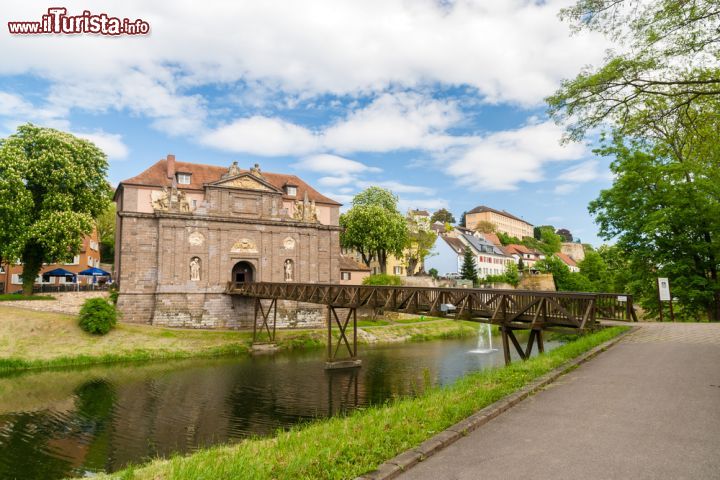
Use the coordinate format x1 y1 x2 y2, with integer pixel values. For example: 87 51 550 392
398 322 720 480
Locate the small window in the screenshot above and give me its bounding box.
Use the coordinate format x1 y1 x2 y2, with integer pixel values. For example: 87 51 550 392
11 274 22 284
393 266 403 275
177 173 191 185
0 265 4 274
192 199 197 209
341 272 351 280
286 185 297 196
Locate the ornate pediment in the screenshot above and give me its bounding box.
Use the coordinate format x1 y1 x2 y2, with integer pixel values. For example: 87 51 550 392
231 238 258 253
210 173 281 193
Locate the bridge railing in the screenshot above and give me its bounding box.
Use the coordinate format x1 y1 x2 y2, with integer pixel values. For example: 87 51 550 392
227 282 637 326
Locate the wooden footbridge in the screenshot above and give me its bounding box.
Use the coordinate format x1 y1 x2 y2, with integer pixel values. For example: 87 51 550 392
226 282 637 368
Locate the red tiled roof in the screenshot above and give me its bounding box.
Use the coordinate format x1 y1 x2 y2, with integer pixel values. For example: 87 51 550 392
120 158 341 206
467 205 532 226
339 256 371 271
556 252 578 268
503 244 542 256
480 232 502 247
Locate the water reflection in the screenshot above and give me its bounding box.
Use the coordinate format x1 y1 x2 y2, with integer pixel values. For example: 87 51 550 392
0 334 557 479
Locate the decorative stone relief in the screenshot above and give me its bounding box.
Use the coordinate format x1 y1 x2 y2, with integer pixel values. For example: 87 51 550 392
190 257 201 281
292 192 318 222
220 176 272 191
188 231 205 246
283 237 296 250
151 187 170 210
231 238 258 253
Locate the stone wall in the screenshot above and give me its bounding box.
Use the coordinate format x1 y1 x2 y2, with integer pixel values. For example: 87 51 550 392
518 273 556 291
116 210 340 327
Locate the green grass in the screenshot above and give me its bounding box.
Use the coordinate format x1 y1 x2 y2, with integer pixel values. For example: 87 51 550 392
93 326 629 480
0 294 55 301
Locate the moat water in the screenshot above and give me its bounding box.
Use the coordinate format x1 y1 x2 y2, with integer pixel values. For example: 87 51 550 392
0 332 559 479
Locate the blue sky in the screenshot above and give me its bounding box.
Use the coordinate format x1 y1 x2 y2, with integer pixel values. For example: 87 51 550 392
1 1 615 244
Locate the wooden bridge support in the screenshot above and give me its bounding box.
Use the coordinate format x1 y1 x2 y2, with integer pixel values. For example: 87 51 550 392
325 305 361 369
500 326 544 366
252 297 277 344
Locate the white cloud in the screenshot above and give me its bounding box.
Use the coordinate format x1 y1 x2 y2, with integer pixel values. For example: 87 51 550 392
74 131 130 160
357 180 435 195
323 93 461 153
553 183 578 195
557 160 609 183
0 0 607 137
444 121 587 191
200 116 318 155
294 154 381 174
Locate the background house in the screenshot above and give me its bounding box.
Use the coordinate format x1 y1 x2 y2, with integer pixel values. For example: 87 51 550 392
1 229 101 293
339 256 371 285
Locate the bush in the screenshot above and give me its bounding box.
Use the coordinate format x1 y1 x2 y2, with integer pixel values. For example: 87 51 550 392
108 287 119 305
362 274 402 286
78 298 117 335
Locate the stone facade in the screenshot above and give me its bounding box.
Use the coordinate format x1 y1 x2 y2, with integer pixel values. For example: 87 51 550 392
114 155 342 328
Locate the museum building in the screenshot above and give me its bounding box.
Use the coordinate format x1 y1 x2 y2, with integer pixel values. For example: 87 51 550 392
114 154 342 328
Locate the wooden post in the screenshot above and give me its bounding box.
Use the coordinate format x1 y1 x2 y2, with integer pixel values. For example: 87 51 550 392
501 326 511 365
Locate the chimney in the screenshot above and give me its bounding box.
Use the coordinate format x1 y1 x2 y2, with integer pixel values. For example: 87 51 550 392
166 154 176 179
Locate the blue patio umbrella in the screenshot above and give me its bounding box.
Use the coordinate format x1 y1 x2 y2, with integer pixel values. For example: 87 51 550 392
78 267 111 277
42 268 77 282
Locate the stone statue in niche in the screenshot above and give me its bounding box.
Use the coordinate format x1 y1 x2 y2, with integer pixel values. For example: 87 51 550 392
284 259 294 282
190 257 201 282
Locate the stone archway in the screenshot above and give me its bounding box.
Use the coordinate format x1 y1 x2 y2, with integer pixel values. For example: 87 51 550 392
231 261 255 284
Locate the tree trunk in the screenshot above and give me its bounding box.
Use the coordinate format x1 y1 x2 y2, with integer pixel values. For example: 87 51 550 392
378 250 387 274
21 242 43 296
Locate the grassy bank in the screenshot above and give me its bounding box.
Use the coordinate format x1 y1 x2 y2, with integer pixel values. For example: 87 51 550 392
92 326 628 480
0 294 54 301
0 306 476 374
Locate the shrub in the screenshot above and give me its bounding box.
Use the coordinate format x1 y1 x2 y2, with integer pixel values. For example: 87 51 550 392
362 274 402 286
78 298 117 335
108 287 119 305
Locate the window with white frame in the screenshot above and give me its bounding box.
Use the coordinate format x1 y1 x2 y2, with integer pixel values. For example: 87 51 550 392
65 255 80 266
286 185 297 196
393 266 403 275
11 274 22 285
341 271 351 280
0 265 4 274
176 173 192 185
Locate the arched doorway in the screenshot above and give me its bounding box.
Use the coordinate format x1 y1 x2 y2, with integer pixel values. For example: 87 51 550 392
232 261 254 284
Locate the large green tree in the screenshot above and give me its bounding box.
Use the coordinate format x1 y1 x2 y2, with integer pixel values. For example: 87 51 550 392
0 124 112 294
589 104 720 319
340 187 409 274
405 214 436 275
549 0 720 141
430 208 455 225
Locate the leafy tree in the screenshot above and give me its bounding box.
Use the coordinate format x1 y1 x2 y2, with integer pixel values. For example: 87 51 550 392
497 232 521 246
556 228 573 243
96 202 116 263
533 225 554 240
460 247 478 283
340 187 409 274
0 124 112 295
428 268 439 279
473 220 496 234
484 262 520 287
536 255 593 292
589 115 720 319
430 208 455 225
405 228 436 276
549 0 720 141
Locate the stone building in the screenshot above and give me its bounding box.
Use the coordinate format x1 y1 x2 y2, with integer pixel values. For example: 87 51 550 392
114 155 342 328
466 205 533 239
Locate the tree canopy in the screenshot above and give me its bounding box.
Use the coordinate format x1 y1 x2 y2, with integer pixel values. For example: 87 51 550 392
549 0 720 141
430 208 455 225
460 247 478 283
0 124 113 294
339 187 409 274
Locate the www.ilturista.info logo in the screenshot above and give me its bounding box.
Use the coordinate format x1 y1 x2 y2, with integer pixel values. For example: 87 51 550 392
8 8 150 35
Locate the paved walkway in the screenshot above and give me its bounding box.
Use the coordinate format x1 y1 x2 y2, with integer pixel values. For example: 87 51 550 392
398 322 720 480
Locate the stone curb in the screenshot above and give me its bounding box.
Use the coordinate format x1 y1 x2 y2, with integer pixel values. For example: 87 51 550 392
355 326 639 480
